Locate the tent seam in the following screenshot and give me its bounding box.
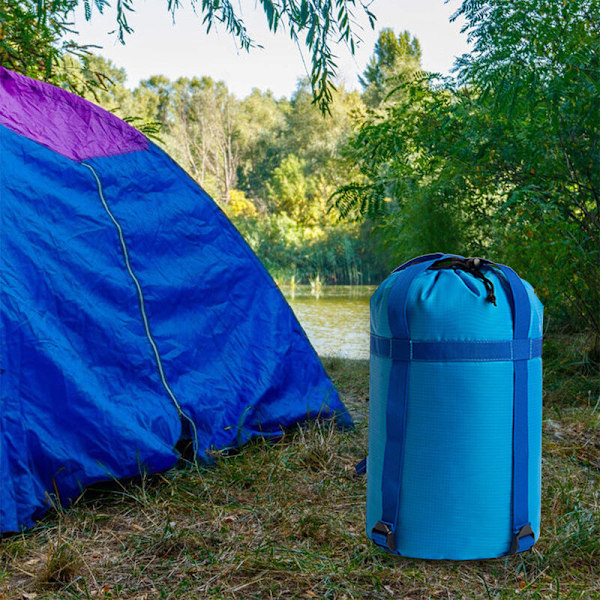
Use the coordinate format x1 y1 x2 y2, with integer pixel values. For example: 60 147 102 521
81 162 199 455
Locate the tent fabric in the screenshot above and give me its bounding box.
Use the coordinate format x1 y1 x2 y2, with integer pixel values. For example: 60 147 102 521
0 67 351 533
0 67 147 160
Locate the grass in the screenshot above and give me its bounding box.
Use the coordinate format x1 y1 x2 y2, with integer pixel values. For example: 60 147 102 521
1 336 599 599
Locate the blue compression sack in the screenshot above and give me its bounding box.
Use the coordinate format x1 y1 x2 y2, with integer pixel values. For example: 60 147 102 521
366 253 543 559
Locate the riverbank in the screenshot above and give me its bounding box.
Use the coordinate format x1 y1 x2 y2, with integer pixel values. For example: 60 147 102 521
1 337 598 599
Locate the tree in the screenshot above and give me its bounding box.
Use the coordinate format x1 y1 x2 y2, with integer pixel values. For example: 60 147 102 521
236 89 287 206
266 154 315 224
360 29 422 107
166 77 240 202
453 0 600 348
74 54 131 107
0 0 100 92
335 0 600 349
235 79 362 210
284 80 362 176
1 0 376 112
133 75 172 124
333 74 488 262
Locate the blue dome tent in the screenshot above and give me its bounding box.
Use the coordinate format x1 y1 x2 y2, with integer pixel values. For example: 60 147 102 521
0 67 351 533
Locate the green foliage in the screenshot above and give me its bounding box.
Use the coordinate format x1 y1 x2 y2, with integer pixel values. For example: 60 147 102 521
284 81 363 173
77 0 375 113
266 154 315 223
452 0 600 340
2 0 375 112
0 0 103 92
236 89 287 203
226 207 389 285
335 11 600 347
360 28 422 106
1 0 73 79
333 73 491 262
165 76 240 201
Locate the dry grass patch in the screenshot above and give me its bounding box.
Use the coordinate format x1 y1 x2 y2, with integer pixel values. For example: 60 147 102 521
1 344 598 599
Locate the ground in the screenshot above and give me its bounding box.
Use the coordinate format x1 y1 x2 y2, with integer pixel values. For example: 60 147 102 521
1 336 598 599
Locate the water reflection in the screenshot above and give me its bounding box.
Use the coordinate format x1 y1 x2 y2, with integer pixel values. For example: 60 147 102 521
281 285 374 360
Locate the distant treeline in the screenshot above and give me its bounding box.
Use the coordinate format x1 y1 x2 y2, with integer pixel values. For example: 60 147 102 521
3 0 597 351
52 53 398 286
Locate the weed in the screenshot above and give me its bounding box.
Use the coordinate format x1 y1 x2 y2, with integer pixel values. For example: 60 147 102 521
36 540 82 588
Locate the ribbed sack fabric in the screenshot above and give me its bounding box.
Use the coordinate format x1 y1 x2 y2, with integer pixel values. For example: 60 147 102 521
366 254 543 559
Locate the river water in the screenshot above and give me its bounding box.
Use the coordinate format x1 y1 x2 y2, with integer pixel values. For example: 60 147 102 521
282 285 374 361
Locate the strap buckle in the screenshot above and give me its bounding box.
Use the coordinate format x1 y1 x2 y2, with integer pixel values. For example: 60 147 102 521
372 521 396 552
509 523 534 555
354 457 367 476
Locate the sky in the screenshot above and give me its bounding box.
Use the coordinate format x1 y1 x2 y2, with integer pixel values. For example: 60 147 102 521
72 0 471 98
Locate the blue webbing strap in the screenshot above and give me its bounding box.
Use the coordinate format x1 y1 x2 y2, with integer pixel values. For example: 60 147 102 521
370 336 542 362
372 254 460 553
354 457 367 476
493 263 535 555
